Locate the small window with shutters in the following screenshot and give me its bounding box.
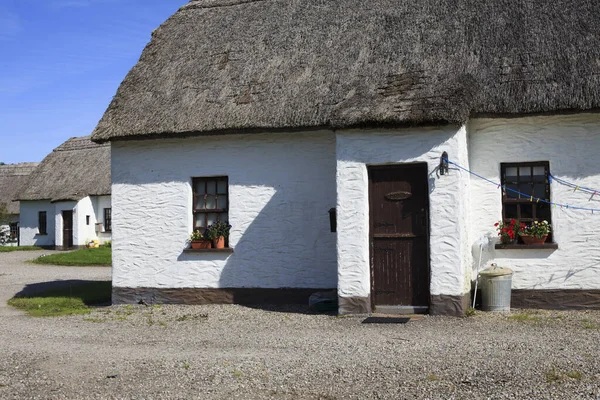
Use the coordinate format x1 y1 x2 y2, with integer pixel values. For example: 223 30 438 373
192 177 229 232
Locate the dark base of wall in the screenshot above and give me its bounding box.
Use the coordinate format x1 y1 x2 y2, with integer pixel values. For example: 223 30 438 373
55 245 82 251
338 296 371 314
112 287 335 306
430 293 470 316
512 289 600 310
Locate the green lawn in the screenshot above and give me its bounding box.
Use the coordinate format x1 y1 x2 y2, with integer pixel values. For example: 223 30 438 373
0 246 42 252
7 280 112 317
31 246 112 266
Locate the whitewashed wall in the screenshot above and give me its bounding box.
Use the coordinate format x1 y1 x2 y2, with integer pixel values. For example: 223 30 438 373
111 131 337 289
336 126 472 301
19 200 55 247
469 113 600 289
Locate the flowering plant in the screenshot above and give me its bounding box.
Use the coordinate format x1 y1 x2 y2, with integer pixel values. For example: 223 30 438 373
205 221 232 240
522 220 550 238
190 230 207 241
494 219 525 243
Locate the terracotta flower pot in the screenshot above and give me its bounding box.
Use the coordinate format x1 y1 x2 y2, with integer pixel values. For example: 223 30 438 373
520 234 548 245
191 240 212 249
213 236 225 249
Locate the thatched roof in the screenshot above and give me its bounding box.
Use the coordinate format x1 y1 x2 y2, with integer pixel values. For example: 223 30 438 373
92 0 600 142
16 136 110 202
0 163 38 215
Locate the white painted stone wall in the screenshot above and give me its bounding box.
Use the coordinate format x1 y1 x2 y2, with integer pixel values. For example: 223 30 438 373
336 126 472 301
19 200 55 247
469 114 600 289
111 131 337 289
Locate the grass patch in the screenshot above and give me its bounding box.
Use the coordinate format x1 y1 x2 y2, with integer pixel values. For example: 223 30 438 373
566 370 583 380
508 312 542 323
0 246 42 252
31 247 111 266
7 281 111 317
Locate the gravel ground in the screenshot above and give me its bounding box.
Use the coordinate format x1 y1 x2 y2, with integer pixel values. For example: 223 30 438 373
1 251 600 399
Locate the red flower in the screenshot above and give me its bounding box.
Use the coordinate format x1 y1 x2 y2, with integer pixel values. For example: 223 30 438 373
494 222 499 227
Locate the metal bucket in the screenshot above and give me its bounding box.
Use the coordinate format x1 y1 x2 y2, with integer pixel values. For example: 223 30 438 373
479 266 513 312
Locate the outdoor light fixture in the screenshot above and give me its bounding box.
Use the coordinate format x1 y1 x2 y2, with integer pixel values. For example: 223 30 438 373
440 151 449 175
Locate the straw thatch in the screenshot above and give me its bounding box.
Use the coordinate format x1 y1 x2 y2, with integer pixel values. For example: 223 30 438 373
16 136 110 203
92 0 600 142
0 163 39 215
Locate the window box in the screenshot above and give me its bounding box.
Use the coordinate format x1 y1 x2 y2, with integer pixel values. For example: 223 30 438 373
495 242 558 250
183 247 234 253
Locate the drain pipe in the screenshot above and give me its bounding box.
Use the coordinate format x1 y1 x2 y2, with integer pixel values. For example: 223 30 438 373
472 237 490 309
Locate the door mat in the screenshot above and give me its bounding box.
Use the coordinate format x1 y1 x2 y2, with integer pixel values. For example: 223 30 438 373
362 317 410 324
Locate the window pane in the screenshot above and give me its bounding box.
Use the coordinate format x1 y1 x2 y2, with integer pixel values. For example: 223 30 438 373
207 213 218 226
519 183 532 197
533 184 547 199
506 184 519 199
195 213 206 229
217 180 227 194
218 195 228 209
520 204 533 219
219 212 228 223
504 204 518 219
505 167 518 179
533 166 546 182
195 195 205 209
537 203 551 221
519 167 531 180
206 195 216 209
207 181 216 195
195 182 206 195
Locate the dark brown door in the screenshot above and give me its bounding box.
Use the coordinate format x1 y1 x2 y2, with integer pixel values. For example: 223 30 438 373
369 164 430 311
62 210 73 249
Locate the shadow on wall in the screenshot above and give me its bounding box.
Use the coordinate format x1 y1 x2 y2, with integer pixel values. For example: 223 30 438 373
178 186 338 302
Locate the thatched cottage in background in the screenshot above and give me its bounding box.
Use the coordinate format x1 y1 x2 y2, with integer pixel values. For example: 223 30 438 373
0 162 38 244
92 0 600 315
16 136 111 249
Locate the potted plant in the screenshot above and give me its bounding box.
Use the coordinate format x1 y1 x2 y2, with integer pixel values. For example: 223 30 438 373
494 219 524 244
520 220 551 245
190 230 212 249
205 221 231 249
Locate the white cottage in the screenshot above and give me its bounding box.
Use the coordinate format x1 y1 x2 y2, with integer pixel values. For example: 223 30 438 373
91 0 600 315
16 136 111 249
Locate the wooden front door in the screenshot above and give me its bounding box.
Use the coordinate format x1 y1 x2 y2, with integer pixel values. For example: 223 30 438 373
62 210 73 249
369 164 430 312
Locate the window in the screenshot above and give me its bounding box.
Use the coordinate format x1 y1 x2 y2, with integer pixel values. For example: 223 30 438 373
104 208 112 232
501 161 552 240
86 215 90 225
192 177 228 231
38 211 47 235
9 223 17 239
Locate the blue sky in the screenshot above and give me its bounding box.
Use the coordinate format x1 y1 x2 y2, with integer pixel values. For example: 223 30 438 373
0 0 185 164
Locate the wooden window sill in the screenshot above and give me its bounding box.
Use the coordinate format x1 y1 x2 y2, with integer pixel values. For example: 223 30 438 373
183 248 234 253
495 243 558 250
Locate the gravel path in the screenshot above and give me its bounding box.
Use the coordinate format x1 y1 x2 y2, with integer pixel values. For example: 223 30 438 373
1 251 600 399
